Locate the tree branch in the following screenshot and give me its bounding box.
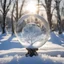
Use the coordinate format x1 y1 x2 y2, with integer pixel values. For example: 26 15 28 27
40 3 46 10
5 0 11 13
51 6 56 15
19 0 25 18
0 0 3 8
6 0 11 9
39 1 46 10
45 0 48 5
0 9 3 13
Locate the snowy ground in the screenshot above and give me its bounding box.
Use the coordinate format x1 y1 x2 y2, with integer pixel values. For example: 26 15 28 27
0 32 64 64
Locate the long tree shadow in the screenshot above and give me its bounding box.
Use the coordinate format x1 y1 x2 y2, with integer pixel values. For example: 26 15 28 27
6 55 63 64
0 34 23 50
49 32 64 46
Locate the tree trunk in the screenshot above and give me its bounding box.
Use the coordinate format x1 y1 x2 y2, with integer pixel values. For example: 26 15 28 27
2 0 6 34
2 15 6 34
55 1 62 34
11 4 15 35
46 9 52 29
16 0 18 22
37 0 39 14
19 0 25 18
11 13 14 35
45 0 52 29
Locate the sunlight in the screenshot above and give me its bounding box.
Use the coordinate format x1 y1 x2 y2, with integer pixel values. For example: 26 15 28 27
25 1 37 14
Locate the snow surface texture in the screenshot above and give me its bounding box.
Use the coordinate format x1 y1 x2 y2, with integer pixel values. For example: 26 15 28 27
0 32 64 64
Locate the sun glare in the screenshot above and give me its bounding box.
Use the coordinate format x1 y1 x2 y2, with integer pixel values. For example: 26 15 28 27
26 1 37 14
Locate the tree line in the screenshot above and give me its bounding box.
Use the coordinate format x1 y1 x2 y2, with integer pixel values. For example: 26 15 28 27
0 0 64 34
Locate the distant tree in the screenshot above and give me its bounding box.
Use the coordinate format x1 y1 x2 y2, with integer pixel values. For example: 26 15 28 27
15 0 25 22
15 0 18 22
19 0 25 18
0 0 11 34
39 0 62 33
10 0 25 34
61 2 64 16
39 0 52 29
55 0 62 34
37 0 39 14
61 7 64 16
45 0 52 29
40 0 55 29
11 3 15 35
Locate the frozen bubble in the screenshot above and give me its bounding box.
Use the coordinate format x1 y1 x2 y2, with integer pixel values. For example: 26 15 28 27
15 14 50 48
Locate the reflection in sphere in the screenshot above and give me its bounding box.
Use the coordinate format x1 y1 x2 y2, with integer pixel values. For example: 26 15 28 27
15 14 50 48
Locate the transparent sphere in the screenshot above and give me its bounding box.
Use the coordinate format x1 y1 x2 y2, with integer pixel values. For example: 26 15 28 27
15 14 50 48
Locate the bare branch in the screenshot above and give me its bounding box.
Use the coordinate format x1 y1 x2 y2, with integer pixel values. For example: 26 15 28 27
19 0 25 18
13 15 16 20
55 0 62 3
45 0 48 4
11 3 17 20
6 0 11 12
11 13 16 20
0 0 3 8
40 3 46 9
39 1 46 10
12 3 15 13
20 12 26 17
7 0 11 9
11 3 15 19
2 0 6 11
5 8 9 15
51 6 56 14
15 0 18 21
0 9 3 13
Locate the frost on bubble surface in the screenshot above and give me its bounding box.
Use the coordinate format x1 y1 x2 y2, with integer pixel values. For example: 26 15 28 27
15 14 50 48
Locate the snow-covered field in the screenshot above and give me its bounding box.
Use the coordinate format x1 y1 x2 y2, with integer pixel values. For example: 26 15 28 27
0 32 64 64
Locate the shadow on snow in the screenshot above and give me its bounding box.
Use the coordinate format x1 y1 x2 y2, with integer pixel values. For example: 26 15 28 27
0 34 23 50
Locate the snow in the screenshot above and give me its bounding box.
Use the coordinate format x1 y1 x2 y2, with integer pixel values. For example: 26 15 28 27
0 32 64 64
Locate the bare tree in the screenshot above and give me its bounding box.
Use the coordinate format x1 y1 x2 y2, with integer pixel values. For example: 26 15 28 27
11 3 15 35
15 0 18 22
39 0 52 29
37 0 62 33
15 0 25 22
10 0 25 34
40 0 56 29
55 0 62 34
0 0 11 34
37 0 39 14
19 0 25 18
45 0 52 29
